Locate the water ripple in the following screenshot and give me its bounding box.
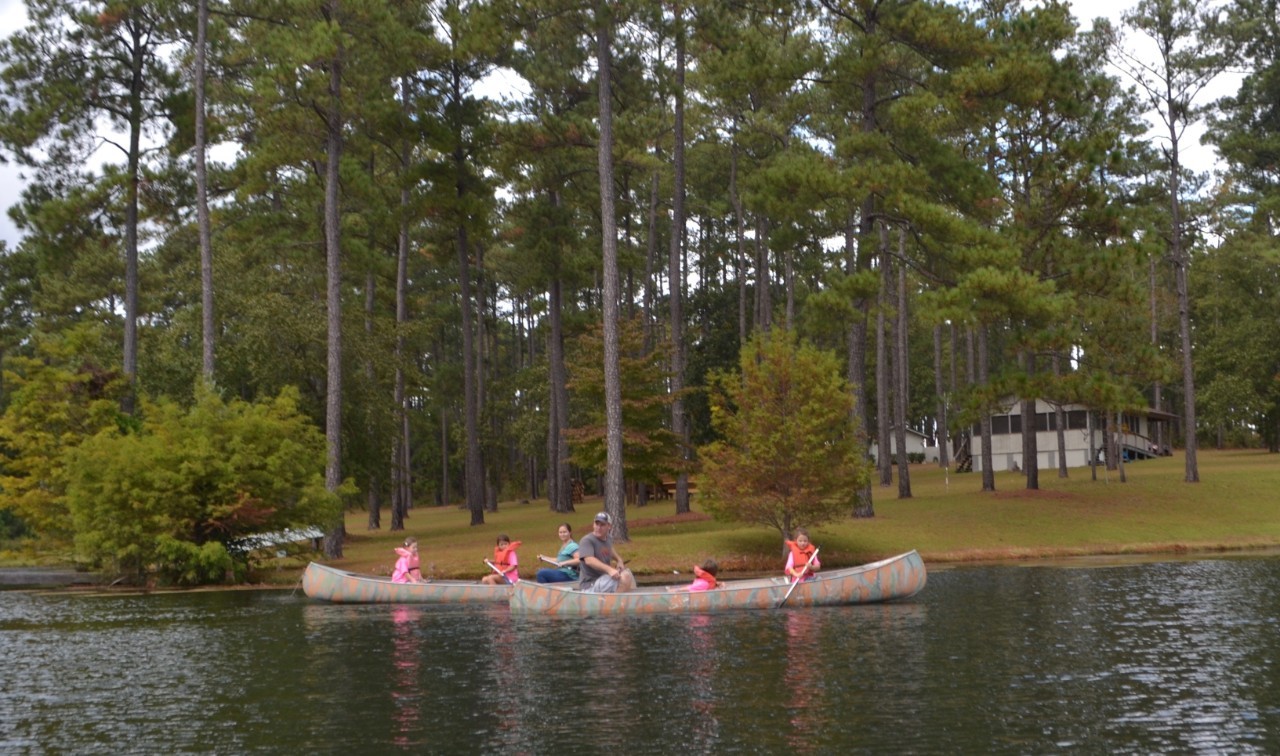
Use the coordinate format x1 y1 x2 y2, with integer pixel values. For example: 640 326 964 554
3 558 1280 752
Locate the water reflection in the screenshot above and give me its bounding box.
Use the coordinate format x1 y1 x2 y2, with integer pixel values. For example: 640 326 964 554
5 557 1280 752
682 614 719 749
390 606 422 748
784 611 822 753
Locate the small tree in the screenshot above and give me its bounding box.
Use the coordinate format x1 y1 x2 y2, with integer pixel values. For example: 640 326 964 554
0 328 126 541
699 330 871 538
64 386 341 584
565 315 685 508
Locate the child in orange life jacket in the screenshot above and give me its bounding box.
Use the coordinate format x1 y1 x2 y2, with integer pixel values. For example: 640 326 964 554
391 537 422 584
669 558 719 592
481 534 522 585
784 529 820 582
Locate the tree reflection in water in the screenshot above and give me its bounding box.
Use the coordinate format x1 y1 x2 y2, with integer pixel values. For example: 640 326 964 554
390 606 423 748
687 614 720 749
785 611 826 754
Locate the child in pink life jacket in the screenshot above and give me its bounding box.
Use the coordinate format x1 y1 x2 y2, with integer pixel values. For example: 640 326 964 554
391 537 422 583
669 559 719 592
784 529 820 582
481 534 522 585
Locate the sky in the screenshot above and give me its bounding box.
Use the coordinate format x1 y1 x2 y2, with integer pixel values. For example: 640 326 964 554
0 0 1240 251
0 0 26 249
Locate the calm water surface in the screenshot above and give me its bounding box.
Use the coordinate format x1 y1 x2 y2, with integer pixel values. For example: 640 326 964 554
3 557 1280 754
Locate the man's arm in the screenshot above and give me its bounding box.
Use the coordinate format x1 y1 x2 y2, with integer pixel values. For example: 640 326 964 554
580 539 619 578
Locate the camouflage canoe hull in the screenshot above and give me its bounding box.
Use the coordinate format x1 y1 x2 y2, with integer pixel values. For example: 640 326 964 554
301 562 511 604
509 550 926 616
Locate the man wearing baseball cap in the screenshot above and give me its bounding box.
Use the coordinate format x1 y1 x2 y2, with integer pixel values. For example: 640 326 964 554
577 511 633 593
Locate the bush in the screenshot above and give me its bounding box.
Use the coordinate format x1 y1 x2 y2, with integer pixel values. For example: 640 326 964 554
0 509 30 541
64 386 340 583
0 330 126 539
153 536 240 586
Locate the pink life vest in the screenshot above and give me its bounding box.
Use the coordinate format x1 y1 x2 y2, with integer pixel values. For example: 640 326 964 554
391 547 419 583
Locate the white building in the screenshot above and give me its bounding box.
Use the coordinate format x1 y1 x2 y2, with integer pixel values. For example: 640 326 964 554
869 428 938 464
965 398 1174 473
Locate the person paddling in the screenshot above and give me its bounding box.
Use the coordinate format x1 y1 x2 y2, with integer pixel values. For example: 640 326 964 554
535 523 580 584
784 529 820 582
482 534 522 585
577 511 634 593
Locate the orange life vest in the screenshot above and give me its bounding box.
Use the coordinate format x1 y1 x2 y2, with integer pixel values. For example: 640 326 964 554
785 540 816 578
494 541 522 575
692 565 718 589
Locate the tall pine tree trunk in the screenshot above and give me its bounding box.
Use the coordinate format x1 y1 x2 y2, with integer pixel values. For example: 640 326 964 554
978 325 995 492
1022 352 1039 490
391 107 411 531
1053 353 1068 479
668 5 690 516
894 232 911 499
1167 91 1198 482
365 270 380 530
457 222 483 525
548 238 572 513
122 21 145 415
477 245 496 514
1149 253 1164 454
440 411 450 505
755 218 771 331
322 4 345 558
933 324 949 468
1115 411 1128 483
731 140 748 347
875 223 891 487
844 216 875 516
596 2 626 540
452 61 484 526
196 0 214 384
644 171 658 344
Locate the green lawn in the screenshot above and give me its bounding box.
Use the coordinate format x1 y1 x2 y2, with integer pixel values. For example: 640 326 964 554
285 448 1280 584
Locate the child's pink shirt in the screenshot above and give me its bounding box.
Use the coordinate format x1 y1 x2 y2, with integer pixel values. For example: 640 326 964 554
391 547 419 583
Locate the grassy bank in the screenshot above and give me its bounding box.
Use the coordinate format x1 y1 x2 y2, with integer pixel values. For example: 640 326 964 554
267 448 1280 584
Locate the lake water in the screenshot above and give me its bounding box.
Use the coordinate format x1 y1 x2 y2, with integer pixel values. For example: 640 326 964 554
3 556 1280 754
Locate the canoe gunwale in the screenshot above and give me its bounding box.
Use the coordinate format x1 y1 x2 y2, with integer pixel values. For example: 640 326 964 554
301 562 511 604
509 550 926 616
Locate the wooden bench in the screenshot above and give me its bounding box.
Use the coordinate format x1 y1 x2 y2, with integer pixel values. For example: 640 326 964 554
659 479 697 495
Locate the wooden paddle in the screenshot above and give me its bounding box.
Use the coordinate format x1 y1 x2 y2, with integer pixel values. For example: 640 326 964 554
776 546 819 609
483 559 512 583
612 548 636 592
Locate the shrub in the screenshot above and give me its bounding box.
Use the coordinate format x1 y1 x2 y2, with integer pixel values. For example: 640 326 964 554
153 536 240 586
0 509 30 541
0 329 126 539
64 386 340 583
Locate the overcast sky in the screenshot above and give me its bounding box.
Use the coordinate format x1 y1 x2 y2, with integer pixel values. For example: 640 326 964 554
0 0 26 249
0 0 1238 251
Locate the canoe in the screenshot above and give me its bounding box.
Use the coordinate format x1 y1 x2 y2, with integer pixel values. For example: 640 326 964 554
509 550 926 616
301 562 511 604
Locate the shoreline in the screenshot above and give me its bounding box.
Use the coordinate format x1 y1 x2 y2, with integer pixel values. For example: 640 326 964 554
9 542 1280 592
